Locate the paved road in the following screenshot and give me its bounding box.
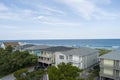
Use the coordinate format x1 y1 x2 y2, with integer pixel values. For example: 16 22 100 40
1 66 34 80
43 73 49 80
94 77 99 80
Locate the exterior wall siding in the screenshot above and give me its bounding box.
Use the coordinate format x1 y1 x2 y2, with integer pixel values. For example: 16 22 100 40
100 58 120 80
55 52 98 69
87 53 98 66
54 52 67 66
82 53 98 69
70 55 82 69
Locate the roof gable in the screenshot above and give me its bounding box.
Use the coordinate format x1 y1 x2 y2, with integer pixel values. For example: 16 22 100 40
61 47 98 56
42 46 74 52
3 42 20 48
99 50 120 60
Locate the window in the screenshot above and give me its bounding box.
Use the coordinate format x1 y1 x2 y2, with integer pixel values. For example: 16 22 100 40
41 51 43 55
59 55 64 59
66 56 68 60
69 55 72 60
79 56 82 61
47 58 49 61
44 52 46 55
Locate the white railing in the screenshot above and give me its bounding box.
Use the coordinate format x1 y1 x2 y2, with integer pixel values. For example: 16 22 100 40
38 59 52 64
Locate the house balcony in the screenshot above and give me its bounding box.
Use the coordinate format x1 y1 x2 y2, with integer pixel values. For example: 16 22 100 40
100 59 120 70
99 72 120 80
39 54 51 58
100 63 113 68
100 63 120 70
38 59 53 64
68 59 82 63
114 65 120 70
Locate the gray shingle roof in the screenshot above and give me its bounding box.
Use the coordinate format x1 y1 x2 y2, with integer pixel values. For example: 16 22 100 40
41 46 74 52
61 47 98 56
24 45 50 50
15 44 35 50
99 50 120 60
3 42 20 48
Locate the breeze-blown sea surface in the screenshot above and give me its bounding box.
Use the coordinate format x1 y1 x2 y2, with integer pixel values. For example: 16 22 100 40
0 39 120 49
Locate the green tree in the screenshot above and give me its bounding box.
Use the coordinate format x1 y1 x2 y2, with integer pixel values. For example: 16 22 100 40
14 68 28 80
47 62 83 80
96 48 112 56
14 68 44 80
5 45 13 53
0 48 37 77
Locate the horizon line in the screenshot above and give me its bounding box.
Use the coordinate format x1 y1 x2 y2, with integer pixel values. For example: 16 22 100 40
1 38 120 41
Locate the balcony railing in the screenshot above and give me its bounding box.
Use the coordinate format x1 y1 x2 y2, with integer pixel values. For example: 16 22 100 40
99 72 115 79
38 59 53 64
114 65 120 70
100 63 120 70
100 63 113 68
100 72 120 80
68 59 82 63
39 54 51 58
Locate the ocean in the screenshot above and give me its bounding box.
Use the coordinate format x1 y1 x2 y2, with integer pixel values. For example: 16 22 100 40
0 39 120 49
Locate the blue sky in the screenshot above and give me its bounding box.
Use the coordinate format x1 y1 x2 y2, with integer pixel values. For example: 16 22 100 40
0 0 120 40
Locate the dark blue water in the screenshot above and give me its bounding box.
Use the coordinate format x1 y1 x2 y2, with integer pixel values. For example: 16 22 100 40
0 39 120 49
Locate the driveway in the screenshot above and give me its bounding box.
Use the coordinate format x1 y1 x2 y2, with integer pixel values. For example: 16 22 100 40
1 66 34 80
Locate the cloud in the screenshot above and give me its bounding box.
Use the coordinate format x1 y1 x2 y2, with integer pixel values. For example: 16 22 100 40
0 0 118 21
19 0 65 15
0 3 26 20
94 0 111 4
0 2 66 23
35 16 51 23
0 3 9 11
34 15 81 27
55 0 117 20
0 25 18 29
37 5 65 15
0 4 38 21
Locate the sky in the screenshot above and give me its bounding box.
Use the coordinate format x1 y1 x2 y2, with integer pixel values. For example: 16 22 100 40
0 0 120 40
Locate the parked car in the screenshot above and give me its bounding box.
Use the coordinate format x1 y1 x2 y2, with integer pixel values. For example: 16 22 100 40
34 65 45 71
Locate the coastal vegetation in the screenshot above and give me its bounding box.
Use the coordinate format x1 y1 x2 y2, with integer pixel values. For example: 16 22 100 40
47 62 83 80
96 48 112 56
13 68 44 80
88 65 100 80
0 46 37 77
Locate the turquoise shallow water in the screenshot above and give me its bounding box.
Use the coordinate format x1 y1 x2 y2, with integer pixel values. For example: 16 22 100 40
0 39 120 49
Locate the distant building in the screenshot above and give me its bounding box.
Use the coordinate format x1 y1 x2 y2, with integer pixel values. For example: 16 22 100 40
14 44 35 51
99 50 120 80
24 45 51 56
55 47 99 69
1 42 20 49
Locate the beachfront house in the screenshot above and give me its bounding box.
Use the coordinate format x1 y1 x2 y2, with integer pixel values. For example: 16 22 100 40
35 46 99 69
37 46 74 67
1 42 20 49
99 50 120 80
24 45 50 56
55 48 99 69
